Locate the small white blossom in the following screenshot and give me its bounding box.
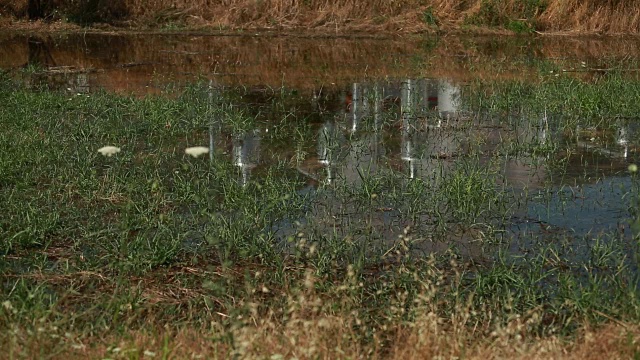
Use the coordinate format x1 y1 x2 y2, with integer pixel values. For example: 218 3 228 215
97 146 121 157
185 146 209 158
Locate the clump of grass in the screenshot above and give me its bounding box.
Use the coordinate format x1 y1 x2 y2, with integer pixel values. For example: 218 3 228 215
422 6 440 27
440 159 506 225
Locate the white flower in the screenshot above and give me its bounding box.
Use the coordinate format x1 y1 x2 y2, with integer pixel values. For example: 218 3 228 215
629 164 638 173
185 146 209 158
97 146 121 157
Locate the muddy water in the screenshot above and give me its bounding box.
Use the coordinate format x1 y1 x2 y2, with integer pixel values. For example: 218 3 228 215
2 32 640 94
1 32 639 261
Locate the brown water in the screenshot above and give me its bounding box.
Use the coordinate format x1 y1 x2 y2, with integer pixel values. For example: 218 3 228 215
2 32 640 94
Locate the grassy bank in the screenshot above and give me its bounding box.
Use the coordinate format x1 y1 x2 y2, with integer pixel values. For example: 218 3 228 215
1 0 640 34
2 70 640 358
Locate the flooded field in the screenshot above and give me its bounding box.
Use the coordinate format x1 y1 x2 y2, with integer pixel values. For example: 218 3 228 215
2 32 640 357
3 32 640 92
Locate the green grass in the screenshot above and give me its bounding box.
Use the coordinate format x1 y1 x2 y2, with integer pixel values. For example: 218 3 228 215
2 70 640 357
467 69 640 126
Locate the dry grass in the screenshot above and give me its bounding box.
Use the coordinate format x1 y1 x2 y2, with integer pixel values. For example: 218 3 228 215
2 0 640 34
5 316 639 359
2 264 639 359
540 0 640 34
393 322 640 359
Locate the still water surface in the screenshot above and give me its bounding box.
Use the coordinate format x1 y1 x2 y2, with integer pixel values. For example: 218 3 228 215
1 31 638 261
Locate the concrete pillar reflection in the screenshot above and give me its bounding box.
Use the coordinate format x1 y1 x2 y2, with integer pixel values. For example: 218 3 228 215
318 120 338 184
232 130 261 186
373 84 381 129
538 111 549 145
209 124 215 163
401 106 417 179
437 80 460 119
617 122 629 158
401 79 413 120
350 83 360 133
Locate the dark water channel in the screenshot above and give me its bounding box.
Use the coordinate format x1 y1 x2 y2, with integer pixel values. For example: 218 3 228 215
1 31 639 265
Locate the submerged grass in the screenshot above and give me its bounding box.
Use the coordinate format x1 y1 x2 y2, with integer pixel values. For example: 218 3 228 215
2 70 640 358
467 67 640 146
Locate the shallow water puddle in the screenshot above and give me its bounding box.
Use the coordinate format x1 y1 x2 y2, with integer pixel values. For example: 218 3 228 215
1 32 639 262
195 78 639 261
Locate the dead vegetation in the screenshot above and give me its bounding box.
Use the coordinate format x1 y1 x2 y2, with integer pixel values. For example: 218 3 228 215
1 0 640 34
5 310 640 359
3 260 640 359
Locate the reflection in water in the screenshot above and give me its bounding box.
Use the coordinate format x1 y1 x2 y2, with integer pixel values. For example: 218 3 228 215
11 60 635 256
306 78 464 184
317 120 343 184
4 32 477 95
208 81 218 164
400 79 418 179
209 123 216 164
74 73 90 94
27 36 55 68
399 78 462 180
350 83 360 133
573 120 637 160
437 80 460 119
616 120 631 158
232 130 261 186
6 32 640 96
484 112 551 190
224 77 634 257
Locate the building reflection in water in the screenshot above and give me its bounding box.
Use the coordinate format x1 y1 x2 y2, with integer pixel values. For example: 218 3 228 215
302 78 465 185
350 82 360 133
314 80 391 185
616 120 630 159
437 80 461 120
573 119 634 160
317 120 341 184
232 130 261 186
399 78 462 181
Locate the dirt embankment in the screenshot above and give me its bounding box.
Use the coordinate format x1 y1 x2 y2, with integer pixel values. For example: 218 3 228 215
1 0 640 35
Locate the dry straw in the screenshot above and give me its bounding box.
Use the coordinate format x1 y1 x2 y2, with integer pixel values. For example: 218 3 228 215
4 0 640 33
